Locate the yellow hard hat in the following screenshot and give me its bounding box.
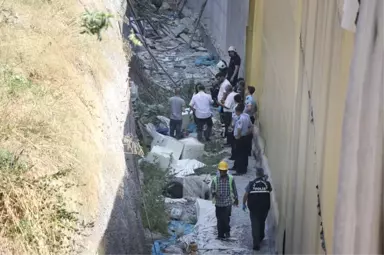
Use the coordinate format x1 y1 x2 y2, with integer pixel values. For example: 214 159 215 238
218 161 229 171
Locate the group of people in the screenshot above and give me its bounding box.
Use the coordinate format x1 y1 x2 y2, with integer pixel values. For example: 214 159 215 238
212 163 272 251
168 46 271 250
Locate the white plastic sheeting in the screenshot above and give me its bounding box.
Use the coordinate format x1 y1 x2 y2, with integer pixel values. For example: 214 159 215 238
171 159 205 177
180 199 247 254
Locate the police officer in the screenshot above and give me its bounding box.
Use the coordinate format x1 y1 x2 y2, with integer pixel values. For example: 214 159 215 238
232 103 253 175
211 161 239 239
242 168 272 250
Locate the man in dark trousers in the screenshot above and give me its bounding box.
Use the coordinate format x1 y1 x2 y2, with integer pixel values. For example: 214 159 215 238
168 87 185 139
242 168 272 250
232 103 252 175
189 84 214 141
227 46 241 87
211 161 239 239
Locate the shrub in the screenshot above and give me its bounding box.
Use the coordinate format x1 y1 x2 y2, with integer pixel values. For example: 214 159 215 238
139 160 169 234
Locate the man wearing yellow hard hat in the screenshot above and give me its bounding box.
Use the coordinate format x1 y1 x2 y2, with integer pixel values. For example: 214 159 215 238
211 160 239 239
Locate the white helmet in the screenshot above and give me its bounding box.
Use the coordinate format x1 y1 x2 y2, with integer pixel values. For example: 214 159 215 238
216 60 226 69
228 46 236 52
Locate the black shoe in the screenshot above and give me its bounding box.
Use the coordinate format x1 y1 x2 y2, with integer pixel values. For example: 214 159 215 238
224 232 230 238
217 235 225 240
253 245 260 251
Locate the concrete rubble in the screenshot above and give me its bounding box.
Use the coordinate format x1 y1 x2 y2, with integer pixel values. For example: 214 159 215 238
128 1 274 254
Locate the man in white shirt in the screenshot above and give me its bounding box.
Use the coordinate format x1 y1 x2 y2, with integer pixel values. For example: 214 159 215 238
219 85 238 145
189 84 214 141
216 72 232 126
216 72 231 104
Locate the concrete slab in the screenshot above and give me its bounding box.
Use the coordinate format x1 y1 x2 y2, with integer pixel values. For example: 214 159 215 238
145 145 174 170
151 133 184 160
180 137 205 159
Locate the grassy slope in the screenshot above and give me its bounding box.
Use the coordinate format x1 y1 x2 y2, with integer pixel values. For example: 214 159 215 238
0 0 122 253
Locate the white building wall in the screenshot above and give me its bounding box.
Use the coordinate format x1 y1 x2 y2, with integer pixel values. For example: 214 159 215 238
186 0 249 77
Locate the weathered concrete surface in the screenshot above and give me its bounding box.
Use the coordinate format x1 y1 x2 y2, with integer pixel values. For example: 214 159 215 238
186 0 249 77
334 0 384 253
82 0 146 254
98 109 146 254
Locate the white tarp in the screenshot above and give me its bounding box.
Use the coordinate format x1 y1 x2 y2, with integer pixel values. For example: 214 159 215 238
170 159 205 177
180 199 247 254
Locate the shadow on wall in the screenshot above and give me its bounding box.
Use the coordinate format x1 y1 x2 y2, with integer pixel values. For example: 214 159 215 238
98 100 146 254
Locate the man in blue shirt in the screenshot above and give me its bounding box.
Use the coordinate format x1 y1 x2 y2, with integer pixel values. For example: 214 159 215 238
233 104 253 175
244 86 257 156
244 86 257 124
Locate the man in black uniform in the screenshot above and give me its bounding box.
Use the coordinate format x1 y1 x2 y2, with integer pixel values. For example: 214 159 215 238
242 168 272 250
227 46 241 87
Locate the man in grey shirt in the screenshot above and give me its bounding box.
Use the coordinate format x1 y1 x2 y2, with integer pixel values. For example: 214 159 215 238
169 87 185 139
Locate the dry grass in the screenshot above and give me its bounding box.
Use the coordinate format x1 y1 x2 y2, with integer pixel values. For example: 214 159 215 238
0 0 122 253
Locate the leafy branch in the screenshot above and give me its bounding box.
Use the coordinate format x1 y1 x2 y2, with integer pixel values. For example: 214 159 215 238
80 10 113 41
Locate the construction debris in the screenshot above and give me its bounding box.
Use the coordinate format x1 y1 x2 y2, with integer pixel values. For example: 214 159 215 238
179 137 205 159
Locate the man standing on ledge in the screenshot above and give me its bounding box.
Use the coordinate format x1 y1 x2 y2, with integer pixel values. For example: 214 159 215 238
227 46 241 87
211 161 239 239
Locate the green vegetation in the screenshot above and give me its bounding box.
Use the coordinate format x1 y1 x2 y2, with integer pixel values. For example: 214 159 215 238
81 10 113 41
140 160 169 234
0 150 92 254
0 0 123 253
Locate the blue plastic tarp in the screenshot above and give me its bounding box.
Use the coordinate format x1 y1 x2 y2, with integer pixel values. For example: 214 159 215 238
187 123 197 133
151 221 195 255
195 55 216 66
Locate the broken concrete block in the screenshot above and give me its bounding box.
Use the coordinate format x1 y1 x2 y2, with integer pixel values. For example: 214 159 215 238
179 33 199 48
145 145 173 170
172 25 187 37
151 133 184 160
183 176 210 199
195 46 208 52
179 137 204 159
